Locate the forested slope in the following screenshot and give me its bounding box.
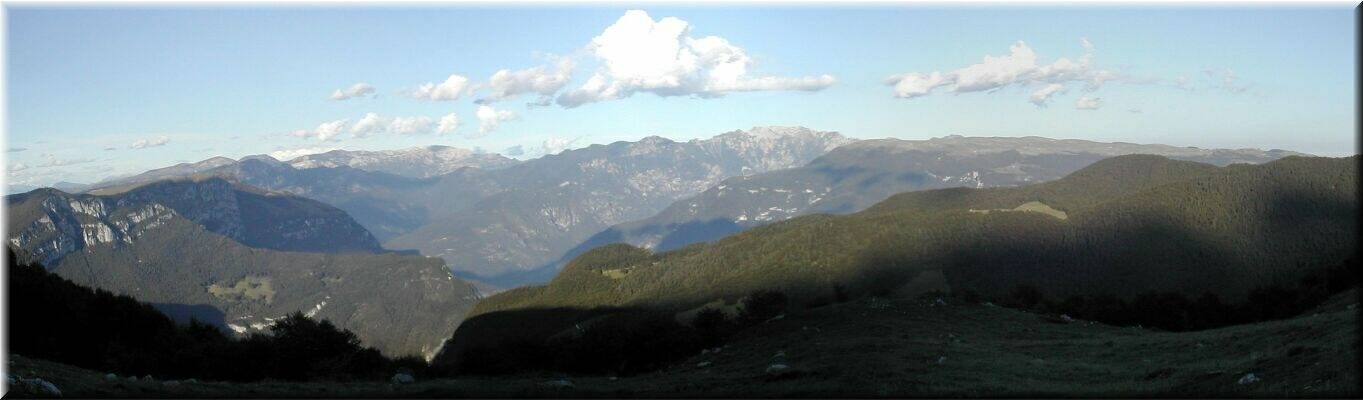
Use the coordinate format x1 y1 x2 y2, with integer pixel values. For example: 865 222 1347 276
456 154 1356 328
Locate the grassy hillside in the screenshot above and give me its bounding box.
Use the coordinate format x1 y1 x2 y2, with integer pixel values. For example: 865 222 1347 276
10 292 1356 397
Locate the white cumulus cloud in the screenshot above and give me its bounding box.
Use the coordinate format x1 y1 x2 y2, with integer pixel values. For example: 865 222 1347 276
556 10 836 108
410 74 472 101
475 105 518 136
1075 96 1103 110
291 119 350 141
130 136 170 149
330 82 376 100
343 113 443 137
480 58 575 105
542 136 582 156
388 116 435 135
1029 83 1067 107
886 38 1120 105
437 113 462 135
350 113 388 138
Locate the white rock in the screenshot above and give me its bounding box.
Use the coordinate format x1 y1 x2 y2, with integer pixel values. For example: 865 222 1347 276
20 378 62 397
104 373 118 381
1238 373 1260 385
391 373 416 384
697 361 712 368
1060 314 1075 323
542 379 574 389
766 363 792 375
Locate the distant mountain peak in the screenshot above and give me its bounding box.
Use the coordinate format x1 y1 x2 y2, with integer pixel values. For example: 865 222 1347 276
238 154 284 165
717 126 839 141
278 146 518 178
200 155 236 163
638 135 675 145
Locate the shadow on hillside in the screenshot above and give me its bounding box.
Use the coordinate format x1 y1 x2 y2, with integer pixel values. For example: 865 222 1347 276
481 218 749 288
439 163 1359 376
149 303 229 332
655 219 744 252
931 188 1358 301
433 306 710 376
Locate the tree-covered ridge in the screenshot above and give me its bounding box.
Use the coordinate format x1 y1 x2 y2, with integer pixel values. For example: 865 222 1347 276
6 249 424 382
464 155 1357 319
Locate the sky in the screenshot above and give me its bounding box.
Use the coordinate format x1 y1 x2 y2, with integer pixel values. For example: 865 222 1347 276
4 5 1357 187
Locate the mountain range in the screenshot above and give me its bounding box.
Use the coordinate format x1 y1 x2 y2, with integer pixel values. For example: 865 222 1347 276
6 178 479 359
79 126 854 288
6 126 1344 372
555 135 1304 270
282 145 519 178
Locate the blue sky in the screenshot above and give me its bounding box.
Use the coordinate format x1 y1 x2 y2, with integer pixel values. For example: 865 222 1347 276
5 5 1356 187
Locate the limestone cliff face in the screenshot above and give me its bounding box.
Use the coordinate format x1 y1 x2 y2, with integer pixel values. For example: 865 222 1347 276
8 178 381 266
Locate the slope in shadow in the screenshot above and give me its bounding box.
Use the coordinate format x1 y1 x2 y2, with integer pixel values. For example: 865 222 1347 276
149 303 230 332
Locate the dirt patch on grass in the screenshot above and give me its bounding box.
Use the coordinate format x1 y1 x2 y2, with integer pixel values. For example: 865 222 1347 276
969 201 1068 220
208 276 275 303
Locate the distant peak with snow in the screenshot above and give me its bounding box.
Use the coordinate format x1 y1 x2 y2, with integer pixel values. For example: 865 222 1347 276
284 146 519 178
